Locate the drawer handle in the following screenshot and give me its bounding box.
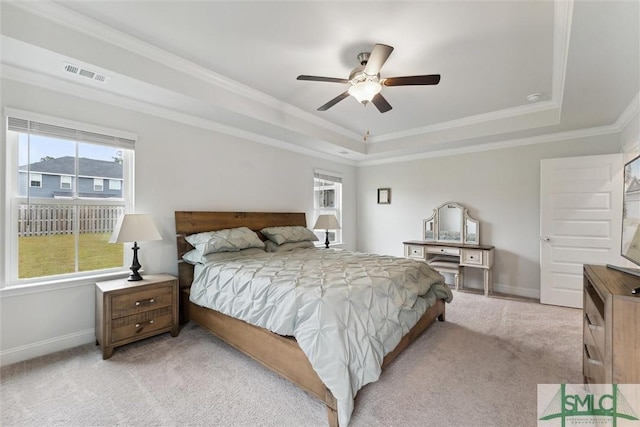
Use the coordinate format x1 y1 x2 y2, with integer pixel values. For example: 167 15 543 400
469 256 474 259
135 298 155 306
135 320 154 328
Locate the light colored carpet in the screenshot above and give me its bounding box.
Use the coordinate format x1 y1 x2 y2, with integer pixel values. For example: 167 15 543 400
0 291 582 427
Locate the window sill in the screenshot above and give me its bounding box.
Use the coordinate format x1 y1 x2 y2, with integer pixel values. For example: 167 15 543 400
1 270 131 298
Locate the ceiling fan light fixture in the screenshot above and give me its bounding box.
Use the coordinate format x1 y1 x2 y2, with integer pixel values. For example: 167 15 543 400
348 81 382 104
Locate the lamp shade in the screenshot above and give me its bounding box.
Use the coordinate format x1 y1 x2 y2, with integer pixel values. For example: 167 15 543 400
348 81 382 103
109 214 162 243
313 214 341 230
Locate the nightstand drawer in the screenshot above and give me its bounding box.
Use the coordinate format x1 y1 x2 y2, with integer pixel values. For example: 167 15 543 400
112 285 172 319
111 312 174 343
426 246 460 256
461 249 483 266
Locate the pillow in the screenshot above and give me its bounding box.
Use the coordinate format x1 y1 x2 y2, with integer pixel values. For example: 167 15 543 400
260 226 319 245
265 240 316 253
182 247 266 265
185 227 264 255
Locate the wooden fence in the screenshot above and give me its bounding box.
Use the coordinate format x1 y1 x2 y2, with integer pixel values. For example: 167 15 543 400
18 204 124 237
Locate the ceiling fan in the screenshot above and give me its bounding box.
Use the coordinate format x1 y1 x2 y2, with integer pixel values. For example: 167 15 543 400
297 43 440 113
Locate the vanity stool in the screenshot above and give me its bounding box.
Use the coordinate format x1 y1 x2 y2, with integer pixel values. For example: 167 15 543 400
426 257 464 290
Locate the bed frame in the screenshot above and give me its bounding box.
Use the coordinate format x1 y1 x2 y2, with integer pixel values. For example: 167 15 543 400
175 211 446 427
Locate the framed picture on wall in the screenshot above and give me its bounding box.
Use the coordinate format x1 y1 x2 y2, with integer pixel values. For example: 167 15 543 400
377 188 391 204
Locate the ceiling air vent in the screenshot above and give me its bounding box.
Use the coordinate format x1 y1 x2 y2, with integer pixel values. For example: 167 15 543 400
63 62 109 83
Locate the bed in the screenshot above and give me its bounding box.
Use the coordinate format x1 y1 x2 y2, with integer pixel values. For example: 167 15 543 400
175 211 451 427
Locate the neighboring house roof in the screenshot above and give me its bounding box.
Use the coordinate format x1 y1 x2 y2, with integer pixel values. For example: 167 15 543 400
19 156 122 179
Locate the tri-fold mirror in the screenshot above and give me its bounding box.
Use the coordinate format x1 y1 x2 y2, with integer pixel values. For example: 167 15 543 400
424 202 479 245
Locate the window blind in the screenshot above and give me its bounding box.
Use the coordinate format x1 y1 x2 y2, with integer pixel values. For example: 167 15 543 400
314 170 342 183
8 117 135 149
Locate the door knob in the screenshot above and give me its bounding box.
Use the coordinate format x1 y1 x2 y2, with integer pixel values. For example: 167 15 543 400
540 236 551 242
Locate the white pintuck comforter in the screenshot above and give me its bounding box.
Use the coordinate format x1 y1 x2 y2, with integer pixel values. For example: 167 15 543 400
189 248 452 426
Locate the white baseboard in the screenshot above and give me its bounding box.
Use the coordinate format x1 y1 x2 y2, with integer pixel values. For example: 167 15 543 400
0 328 95 367
492 283 540 300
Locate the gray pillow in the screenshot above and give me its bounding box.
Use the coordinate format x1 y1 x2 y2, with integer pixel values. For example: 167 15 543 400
261 226 319 245
185 227 265 255
265 240 316 252
182 247 266 264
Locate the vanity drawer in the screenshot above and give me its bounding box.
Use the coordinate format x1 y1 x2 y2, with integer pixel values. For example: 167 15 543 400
406 245 425 259
461 249 483 266
426 246 460 256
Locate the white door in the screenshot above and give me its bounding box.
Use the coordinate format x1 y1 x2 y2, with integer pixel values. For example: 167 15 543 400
540 153 623 308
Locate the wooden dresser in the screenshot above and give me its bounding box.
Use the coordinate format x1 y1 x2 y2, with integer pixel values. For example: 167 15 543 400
582 264 640 384
96 274 179 359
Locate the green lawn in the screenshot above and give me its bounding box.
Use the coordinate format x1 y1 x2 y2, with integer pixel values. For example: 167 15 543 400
19 232 123 279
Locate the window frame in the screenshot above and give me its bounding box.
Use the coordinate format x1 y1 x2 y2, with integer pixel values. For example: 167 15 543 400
29 173 42 188
93 178 104 192
60 175 73 190
313 169 343 245
4 108 136 287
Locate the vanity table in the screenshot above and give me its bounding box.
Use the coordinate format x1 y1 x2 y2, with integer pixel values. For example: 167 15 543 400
404 202 495 295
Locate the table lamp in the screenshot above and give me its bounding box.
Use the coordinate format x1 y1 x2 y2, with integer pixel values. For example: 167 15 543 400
109 214 162 281
313 214 341 248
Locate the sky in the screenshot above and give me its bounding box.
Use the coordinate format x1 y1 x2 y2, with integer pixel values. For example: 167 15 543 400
18 134 119 166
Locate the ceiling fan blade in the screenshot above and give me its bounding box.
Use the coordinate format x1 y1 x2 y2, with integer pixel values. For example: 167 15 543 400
364 44 394 76
297 75 349 84
371 93 392 113
382 74 441 86
317 91 350 111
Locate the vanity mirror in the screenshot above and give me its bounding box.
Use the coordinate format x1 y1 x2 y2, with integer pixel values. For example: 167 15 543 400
423 202 479 244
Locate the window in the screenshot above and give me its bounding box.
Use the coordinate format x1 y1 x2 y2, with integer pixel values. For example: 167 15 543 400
60 175 72 190
109 179 121 191
29 173 42 187
313 170 342 244
5 109 136 283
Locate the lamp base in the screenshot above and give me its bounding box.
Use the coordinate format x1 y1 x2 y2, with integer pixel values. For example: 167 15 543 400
127 242 143 281
324 230 330 249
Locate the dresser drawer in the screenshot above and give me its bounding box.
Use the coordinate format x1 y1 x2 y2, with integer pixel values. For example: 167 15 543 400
426 246 460 256
583 343 605 384
111 312 174 343
406 245 425 259
460 249 483 266
111 285 173 319
583 288 605 354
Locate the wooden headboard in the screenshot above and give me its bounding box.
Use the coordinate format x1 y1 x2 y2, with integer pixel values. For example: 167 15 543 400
175 211 307 290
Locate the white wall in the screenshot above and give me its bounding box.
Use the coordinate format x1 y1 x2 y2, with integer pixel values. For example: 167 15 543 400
356 134 621 298
0 79 357 365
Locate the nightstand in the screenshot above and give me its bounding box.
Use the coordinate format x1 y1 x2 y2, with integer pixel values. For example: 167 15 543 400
95 274 179 359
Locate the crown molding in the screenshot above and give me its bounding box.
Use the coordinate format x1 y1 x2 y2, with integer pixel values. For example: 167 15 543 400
5 0 363 143
6 0 571 147
615 92 640 130
356 123 621 167
1 63 358 166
